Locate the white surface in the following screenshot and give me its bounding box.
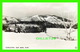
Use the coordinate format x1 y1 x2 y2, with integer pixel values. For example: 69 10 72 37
3 28 77 49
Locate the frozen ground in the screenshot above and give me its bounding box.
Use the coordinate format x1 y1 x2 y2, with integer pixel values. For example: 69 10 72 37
3 28 77 49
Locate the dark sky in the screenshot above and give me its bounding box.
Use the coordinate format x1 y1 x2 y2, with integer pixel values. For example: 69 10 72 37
3 3 77 22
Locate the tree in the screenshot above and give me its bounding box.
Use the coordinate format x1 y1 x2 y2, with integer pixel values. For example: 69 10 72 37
62 18 76 41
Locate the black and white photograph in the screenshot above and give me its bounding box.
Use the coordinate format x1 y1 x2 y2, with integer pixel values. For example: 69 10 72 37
2 3 78 49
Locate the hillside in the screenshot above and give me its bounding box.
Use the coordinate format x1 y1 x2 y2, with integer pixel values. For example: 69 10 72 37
3 15 75 28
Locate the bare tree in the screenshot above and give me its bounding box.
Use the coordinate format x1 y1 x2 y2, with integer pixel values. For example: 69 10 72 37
62 18 76 40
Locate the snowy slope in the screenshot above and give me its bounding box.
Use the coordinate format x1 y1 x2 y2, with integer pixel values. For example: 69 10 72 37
3 16 18 24
3 28 77 49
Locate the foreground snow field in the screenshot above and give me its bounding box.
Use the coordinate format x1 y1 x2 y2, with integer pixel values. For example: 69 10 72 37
3 28 77 49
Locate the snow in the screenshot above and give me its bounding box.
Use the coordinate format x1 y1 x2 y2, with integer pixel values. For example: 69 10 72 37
3 28 77 49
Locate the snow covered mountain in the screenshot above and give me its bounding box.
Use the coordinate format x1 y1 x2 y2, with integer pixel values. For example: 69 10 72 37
3 15 73 28
3 16 18 24
29 15 71 28
3 15 71 23
30 15 71 22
